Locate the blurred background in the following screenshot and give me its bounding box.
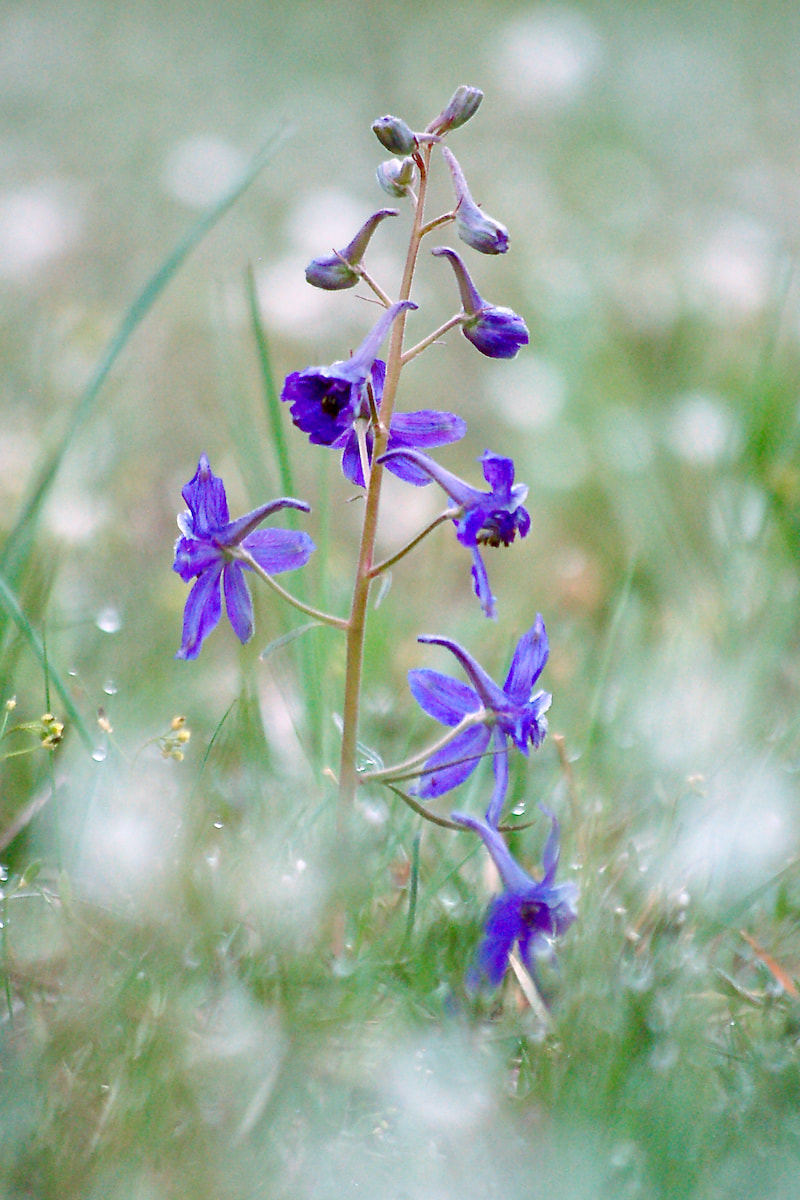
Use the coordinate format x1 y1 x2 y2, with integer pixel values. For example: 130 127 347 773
2 0 800 1196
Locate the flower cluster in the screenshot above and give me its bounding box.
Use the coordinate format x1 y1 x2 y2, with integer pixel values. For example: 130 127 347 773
171 86 575 999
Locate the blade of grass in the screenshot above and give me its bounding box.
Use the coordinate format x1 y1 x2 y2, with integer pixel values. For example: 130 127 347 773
0 128 290 595
0 572 93 752
246 263 296 499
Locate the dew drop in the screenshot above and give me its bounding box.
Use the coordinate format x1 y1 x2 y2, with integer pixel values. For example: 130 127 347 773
95 606 122 634
102 680 118 696
91 746 108 763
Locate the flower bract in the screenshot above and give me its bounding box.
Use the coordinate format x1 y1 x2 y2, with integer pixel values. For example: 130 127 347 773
451 806 577 991
173 455 314 660
407 616 551 810
377 447 531 617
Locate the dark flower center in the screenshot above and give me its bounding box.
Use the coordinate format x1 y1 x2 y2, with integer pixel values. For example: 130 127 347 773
320 380 352 418
476 509 519 547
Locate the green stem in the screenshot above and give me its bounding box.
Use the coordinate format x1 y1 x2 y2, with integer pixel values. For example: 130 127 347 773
401 314 465 365
368 509 455 578
336 143 435 835
383 781 540 836
360 711 487 784
356 267 393 308
233 548 348 630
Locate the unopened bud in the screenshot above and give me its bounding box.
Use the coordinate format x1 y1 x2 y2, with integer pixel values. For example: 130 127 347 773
432 246 528 359
372 114 417 156
427 86 484 136
305 208 398 290
376 156 416 198
442 146 509 255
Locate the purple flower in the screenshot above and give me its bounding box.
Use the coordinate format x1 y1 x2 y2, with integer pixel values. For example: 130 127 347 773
377 447 531 618
304 208 398 291
280 300 415 447
451 807 577 991
336 360 466 488
442 146 509 255
407 616 551 813
173 455 314 660
432 246 528 359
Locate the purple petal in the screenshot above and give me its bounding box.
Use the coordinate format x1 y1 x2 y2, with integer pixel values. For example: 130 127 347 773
377 447 484 509
417 635 508 712
242 528 315 574
345 300 417 379
502 616 549 703
181 454 230 535
176 562 223 660
223 497 311 547
480 451 515 496
473 893 520 987
222 561 254 644
336 428 364 486
385 413 466 488
484 728 509 827
470 545 497 620
416 724 491 799
173 536 221 583
408 667 481 725
463 306 528 360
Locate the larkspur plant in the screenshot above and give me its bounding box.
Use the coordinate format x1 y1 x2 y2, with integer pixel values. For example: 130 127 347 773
173 87 576 1002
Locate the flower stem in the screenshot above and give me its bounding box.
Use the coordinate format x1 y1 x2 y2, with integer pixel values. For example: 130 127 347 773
368 509 454 578
336 143 435 838
234 548 348 630
360 711 487 783
400 314 465 365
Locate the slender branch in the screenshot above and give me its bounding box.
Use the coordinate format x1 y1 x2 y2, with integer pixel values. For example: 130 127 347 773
368 509 455 578
233 548 349 630
400 314 465 366
355 266 393 308
384 782 466 830
419 210 456 238
359 711 487 783
383 781 540 835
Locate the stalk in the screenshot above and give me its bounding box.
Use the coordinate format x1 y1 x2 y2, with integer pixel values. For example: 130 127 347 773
336 144 434 835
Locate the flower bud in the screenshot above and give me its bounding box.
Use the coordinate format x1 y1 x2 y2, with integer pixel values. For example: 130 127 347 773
376 156 416 198
426 86 484 135
372 114 417 156
432 246 528 359
442 146 508 255
304 208 398 290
